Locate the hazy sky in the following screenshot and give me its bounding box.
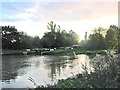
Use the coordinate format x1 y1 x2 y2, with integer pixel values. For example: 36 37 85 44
0 0 118 40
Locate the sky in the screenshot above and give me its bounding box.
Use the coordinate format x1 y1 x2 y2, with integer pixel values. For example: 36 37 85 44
0 0 118 40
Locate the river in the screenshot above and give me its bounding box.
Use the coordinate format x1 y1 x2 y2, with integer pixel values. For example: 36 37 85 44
1 54 95 88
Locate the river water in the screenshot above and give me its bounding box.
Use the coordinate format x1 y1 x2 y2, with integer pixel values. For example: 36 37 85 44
1 54 95 88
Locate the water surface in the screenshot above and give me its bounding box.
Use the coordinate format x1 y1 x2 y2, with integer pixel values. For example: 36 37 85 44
1 54 94 88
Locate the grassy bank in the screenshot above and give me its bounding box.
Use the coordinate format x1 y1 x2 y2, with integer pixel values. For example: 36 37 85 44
2 49 106 55
34 53 120 89
35 70 119 89
2 49 26 54
44 49 106 55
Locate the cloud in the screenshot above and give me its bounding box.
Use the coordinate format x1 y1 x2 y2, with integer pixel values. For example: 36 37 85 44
1 1 118 40
1 2 39 22
1 2 117 22
41 2 117 21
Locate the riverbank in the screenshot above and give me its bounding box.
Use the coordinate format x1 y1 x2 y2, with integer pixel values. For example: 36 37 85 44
44 49 106 55
2 49 106 55
35 70 119 89
35 53 120 89
2 49 26 55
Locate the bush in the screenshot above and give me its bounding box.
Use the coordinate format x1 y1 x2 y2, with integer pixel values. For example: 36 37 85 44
86 52 120 88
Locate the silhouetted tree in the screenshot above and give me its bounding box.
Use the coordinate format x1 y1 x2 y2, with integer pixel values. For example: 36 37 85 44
2 26 22 49
41 21 79 48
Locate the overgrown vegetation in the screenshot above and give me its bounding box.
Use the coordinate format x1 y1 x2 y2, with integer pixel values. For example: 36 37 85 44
41 21 79 48
2 21 120 53
80 25 120 51
35 52 120 89
1 21 79 50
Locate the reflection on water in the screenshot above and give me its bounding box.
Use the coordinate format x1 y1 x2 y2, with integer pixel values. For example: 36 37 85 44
2 54 94 88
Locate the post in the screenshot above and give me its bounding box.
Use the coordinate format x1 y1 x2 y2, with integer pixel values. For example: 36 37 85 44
73 51 78 59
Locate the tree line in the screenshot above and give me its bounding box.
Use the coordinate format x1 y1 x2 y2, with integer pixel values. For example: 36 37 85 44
1 21 79 50
1 21 120 53
2 26 41 49
80 25 120 52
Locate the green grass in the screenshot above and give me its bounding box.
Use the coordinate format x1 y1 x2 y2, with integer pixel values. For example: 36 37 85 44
2 49 26 54
50 49 106 55
2 49 106 55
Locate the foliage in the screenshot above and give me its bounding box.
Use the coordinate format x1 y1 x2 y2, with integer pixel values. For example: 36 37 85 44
41 21 79 48
80 25 119 51
2 24 119 53
118 27 120 53
93 27 107 37
2 26 41 49
87 52 120 88
105 25 118 49
80 27 106 50
87 33 105 50
2 26 22 49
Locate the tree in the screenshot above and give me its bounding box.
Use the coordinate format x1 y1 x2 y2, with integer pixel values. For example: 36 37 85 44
93 27 107 37
33 36 41 48
2 26 42 49
47 21 56 33
86 33 105 50
41 36 51 48
2 26 22 49
80 40 88 50
41 21 80 48
55 25 65 47
118 28 120 53
69 30 80 45
19 32 34 49
81 27 106 50
105 25 118 49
